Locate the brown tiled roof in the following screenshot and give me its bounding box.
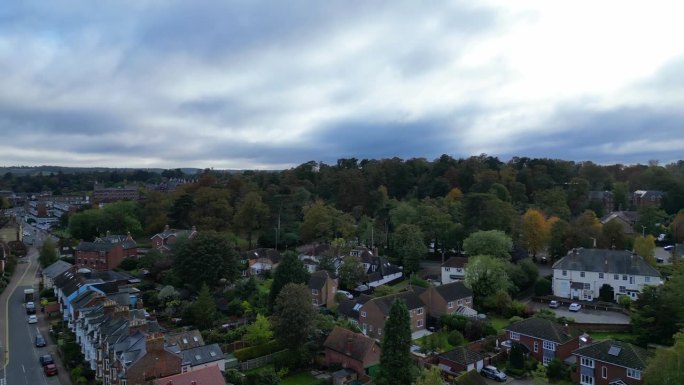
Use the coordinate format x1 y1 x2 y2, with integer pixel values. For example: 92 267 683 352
323 326 380 365
152 365 226 385
441 257 468 268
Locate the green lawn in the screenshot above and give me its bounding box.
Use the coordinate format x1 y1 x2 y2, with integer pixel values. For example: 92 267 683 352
489 316 509 331
281 372 318 385
258 278 273 294
589 331 637 344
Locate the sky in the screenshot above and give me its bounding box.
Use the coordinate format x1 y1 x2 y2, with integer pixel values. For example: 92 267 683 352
1 0 683 170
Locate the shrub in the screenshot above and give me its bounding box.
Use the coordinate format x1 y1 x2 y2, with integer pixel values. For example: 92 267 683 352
440 314 468 332
447 330 464 346
234 340 283 361
618 295 632 308
509 342 525 369
506 301 526 318
508 316 523 325
410 275 430 288
119 258 138 271
534 278 552 296
546 359 569 381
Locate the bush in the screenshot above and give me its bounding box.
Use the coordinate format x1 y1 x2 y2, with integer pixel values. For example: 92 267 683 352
410 275 430 288
509 342 525 369
508 316 523 325
618 295 632 308
534 278 552 296
546 358 569 381
234 340 283 361
506 301 526 318
447 330 464 346
440 314 468 332
119 258 138 271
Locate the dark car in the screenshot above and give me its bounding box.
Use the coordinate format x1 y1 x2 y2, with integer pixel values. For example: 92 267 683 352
39 354 54 366
481 365 507 382
44 363 58 376
35 334 46 347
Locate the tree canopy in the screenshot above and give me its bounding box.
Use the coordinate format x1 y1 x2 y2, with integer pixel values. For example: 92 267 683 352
463 230 513 260
172 231 240 290
376 299 415 385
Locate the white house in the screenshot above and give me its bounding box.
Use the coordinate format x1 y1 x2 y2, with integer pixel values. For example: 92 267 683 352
552 249 662 301
440 257 468 284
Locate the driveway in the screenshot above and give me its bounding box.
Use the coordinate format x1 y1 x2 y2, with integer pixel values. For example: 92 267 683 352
526 302 630 324
482 376 539 385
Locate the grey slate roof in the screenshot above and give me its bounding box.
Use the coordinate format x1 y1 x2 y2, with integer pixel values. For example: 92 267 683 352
76 241 118 252
42 260 73 279
181 343 224 366
552 249 660 277
573 339 651 370
337 295 374 321
434 281 473 302
95 234 137 250
506 318 577 344
371 291 424 315
309 270 331 290
439 346 485 365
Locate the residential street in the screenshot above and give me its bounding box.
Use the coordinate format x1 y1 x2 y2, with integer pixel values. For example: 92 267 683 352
525 301 630 324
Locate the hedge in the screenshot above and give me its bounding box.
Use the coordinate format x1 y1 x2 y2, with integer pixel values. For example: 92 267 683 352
234 340 283 361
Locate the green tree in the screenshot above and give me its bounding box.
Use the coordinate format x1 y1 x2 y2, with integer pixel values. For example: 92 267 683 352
599 284 615 302
269 251 310 307
392 224 426 274
548 218 570 258
599 220 629 250
463 230 513 260
534 278 552 296
299 200 334 243
68 209 102 240
531 362 548 385
191 187 233 231
234 191 270 249
631 271 684 346
99 201 143 236
645 330 684 385
413 366 443 385
612 182 630 211
39 239 58 267
534 188 571 220
671 210 684 243
272 283 317 348
172 231 240 291
338 256 366 289
634 235 656 266
636 206 667 237
376 300 415 385
191 283 216 329
169 193 195 228
244 314 273 346
521 208 550 258
509 342 525 369
465 255 511 304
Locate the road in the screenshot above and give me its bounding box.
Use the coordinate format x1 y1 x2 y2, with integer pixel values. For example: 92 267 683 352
525 302 630 324
1 245 62 385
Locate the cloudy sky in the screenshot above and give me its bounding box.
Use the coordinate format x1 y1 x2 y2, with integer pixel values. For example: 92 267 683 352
1 1 683 170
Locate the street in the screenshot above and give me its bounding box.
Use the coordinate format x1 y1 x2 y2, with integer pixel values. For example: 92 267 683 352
525 301 630 324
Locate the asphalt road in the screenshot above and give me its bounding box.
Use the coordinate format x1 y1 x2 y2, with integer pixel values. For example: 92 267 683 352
526 302 630 324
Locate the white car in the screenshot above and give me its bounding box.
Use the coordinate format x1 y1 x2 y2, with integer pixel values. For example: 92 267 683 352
569 303 582 312
27 315 38 324
337 290 354 300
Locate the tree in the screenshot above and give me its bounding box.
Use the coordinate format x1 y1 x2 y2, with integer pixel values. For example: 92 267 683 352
191 187 233 231
634 235 656 266
465 255 511 303
234 191 270 249
599 220 629 250
38 239 58 267
644 330 684 385
534 278 552 296
463 230 513 260
191 283 216 329
531 362 548 385
376 300 415 385
413 366 443 385
392 224 426 274
244 314 273 346
670 210 684 243
521 208 550 258
269 251 310 307
99 201 143 236
548 218 570 258
338 256 366 289
271 283 316 348
612 182 630 211
631 270 684 346
534 188 571 220
599 284 615 302
68 209 102 240
509 342 525 369
636 206 667 237
169 193 195 229
299 200 334 243
172 231 240 291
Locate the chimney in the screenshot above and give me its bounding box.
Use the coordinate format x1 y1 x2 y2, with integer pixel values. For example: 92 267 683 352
103 299 117 315
346 336 353 356
145 332 165 352
106 230 110 237
164 224 170 232
128 318 148 336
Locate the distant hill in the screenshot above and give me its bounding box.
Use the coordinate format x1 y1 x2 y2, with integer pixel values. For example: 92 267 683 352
0 166 203 176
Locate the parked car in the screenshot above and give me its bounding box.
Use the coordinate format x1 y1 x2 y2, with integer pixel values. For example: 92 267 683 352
44 364 58 376
481 365 507 382
39 354 54 366
664 245 674 251
549 300 560 308
656 257 665 264
35 334 46 347
27 314 38 324
336 290 354 300
26 301 36 314
569 303 582 312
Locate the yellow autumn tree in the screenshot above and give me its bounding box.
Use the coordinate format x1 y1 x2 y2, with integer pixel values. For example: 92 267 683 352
522 208 550 258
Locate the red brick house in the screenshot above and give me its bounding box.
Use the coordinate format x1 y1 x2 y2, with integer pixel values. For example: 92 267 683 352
75 233 137 272
309 270 338 307
152 365 226 385
572 340 651 385
413 281 473 318
505 318 580 365
437 346 486 379
358 291 426 339
151 225 197 253
323 326 380 378
115 333 182 385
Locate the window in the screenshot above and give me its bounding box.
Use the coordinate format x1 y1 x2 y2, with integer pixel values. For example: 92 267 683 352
645 276 651 283
627 369 641 380
533 341 538 352
623 275 627 281
580 357 595 368
369 325 373 332
445 267 450 271
562 270 567 276
417 319 424 327
581 374 594 385
447 301 454 309
312 289 318 295
580 271 585 278
417 307 423 315
457 299 463 305
543 340 555 351
377 328 382 335
614 274 619 280
510 332 520 341
619 286 626 293
543 356 552 366
602 366 607 379
360 311 366 317
599 273 604 279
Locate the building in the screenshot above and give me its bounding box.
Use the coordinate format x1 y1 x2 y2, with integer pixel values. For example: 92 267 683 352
600 212 639 236
437 346 485 378
323 326 380 378
309 270 338 307
357 291 426 339
180 343 225 372
75 234 137 272
632 190 664 208
589 191 615 213
243 248 282 276
112 332 182 385
441 257 468 284
413 281 473 319
152 365 226 385
572 340 651 385
92 183 140 203
505 318 581 365
351 248 403 287
552 249 662 301
41 260 73 289
150 225 198 253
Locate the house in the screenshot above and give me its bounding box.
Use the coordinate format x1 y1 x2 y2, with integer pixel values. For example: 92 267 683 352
632 190 664 208
41 260 73 289
180 343 225 372
552 249 662 301
351 248 403 287
357 291 426 339
441 257 468 284
589 191 615 213
243 248 282 276
151 225 197 253
75 234 137 272
414 281 473 319
323 326 381 378
505 318 580 365
572 340 651 385
336 295 374 326
153 365 226 385
437 347 486 378
92 183 140 203
111 332 182 385
309 270 338 307
600 212 639 236
165 329 205 353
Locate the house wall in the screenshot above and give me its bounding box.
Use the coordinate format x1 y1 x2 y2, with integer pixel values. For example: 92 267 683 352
75 245 125 272
325 350 365 378
441 267 465 285
359 301 425 339
508 331 578 364
189 359 225 372
420 288 473 318
125 348 181 384
552 268 661 301
573 356 645 385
